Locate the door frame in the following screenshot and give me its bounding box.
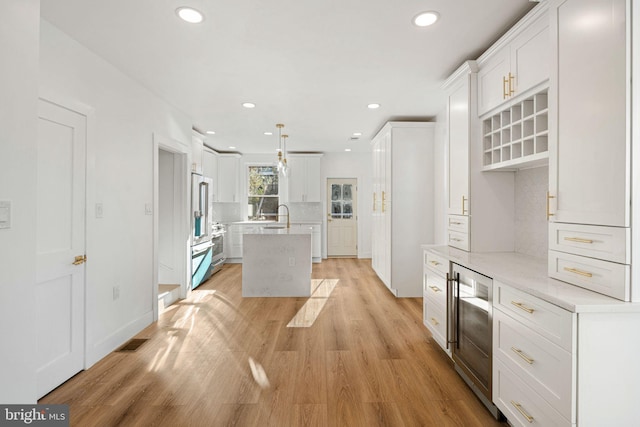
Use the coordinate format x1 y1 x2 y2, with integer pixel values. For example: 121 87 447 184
152 134 191 321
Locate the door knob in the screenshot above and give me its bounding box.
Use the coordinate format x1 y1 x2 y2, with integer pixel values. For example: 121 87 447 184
72 255 86 265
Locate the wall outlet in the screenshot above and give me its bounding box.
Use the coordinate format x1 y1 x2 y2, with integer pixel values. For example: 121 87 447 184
145 203 153 215
288 257 295 267
113 285 120 300
95 203 104 218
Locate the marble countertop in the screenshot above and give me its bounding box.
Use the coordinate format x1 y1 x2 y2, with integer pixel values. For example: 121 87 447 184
227 220 322 225
243 227 312 235
422 245 640 313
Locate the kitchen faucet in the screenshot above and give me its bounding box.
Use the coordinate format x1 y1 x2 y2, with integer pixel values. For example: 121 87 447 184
277 204 290 228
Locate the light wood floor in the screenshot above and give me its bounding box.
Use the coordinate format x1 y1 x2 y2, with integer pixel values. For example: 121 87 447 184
40 259 507 427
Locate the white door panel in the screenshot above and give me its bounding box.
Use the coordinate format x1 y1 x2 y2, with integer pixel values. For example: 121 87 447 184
36 99 86 398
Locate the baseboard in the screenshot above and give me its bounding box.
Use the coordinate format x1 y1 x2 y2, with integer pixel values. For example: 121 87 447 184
86 310 154 368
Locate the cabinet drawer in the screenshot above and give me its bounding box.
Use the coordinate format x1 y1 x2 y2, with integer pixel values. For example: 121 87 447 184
424 270 447 309
425 250 449 275
424 297 448 352
548 250 630 302
549 222 630 264
447 230 469 251
447 214 469 233
494 281 573 352
494 309 573 420
494 358 571 427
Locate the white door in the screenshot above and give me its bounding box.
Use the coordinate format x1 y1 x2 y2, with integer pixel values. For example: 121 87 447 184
36 99 86 398
327 179 357 257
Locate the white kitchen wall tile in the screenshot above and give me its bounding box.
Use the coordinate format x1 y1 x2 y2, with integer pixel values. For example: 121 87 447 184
514 166 548 258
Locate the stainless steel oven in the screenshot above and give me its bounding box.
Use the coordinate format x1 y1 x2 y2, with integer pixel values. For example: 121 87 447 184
210 223 226 275
448 263 501 419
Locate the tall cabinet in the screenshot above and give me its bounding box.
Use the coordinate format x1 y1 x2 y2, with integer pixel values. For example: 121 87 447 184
371 122 434 297
547 0 634 301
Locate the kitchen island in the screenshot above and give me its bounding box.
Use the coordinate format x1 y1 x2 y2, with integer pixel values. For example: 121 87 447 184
242 227 312 297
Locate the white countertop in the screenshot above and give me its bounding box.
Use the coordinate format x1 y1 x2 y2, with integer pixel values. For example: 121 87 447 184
227 220 322 225
423 245 640 313
244 227 312 235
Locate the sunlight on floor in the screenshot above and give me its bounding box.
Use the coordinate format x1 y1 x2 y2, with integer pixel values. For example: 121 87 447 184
286 279 339 328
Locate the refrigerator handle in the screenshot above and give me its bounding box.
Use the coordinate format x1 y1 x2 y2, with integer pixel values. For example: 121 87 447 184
447 271 457 347
455 272 460 349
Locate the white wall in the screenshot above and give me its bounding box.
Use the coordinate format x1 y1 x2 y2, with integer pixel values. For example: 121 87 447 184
39 20 192 366
321 152 372 258
0 0 40 403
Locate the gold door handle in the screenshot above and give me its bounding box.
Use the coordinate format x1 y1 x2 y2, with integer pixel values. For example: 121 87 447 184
373 192 376 212
508 72 515 96
511 301 534 314
511 401 534 423
430 317 439 326
564 237 594 244
546 191 555 220
503 75 509 99
461 196 468 215
429 286 442 293
72 255 87 265
511 347 534 365
564 267 593 278
327 213 332 222
381 191 386 213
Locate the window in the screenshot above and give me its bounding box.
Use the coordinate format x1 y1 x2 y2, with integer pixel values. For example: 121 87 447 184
248 165 279 220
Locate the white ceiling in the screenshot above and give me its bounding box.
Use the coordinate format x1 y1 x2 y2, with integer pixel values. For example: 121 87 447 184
40 0 535 154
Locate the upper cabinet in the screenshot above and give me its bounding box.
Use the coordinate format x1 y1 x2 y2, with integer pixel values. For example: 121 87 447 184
191 131 205 174
202 148 219 202
477 4 550 117
287 154 322 202
547 0 633 301
217 153 241 203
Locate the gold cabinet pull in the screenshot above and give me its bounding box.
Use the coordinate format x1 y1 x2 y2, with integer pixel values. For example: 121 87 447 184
503 76 509 99
511 401 534 423
449 220 462 225
373 192 376 212
508 72 515 96
430 317 439 326
72 255 87 265
564 267 593 278
511 347 534 365
429 286 442 293
564 237 594 244
429 260 440 266
450 237 462 242
546 191 555 220
381 191 386 213
511 301 534 314
461 196 468 215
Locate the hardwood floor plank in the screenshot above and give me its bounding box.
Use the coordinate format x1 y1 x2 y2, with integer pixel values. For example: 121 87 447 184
38 259 507 427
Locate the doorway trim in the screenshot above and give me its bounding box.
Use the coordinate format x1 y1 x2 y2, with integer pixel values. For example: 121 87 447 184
152 133 191 321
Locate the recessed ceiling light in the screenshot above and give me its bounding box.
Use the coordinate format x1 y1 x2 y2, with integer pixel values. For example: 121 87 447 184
367 103 381 109
229 146 236 150
353 132 362 136
264 131 273 136
176 7 204 24
413 11 439 27
242 102 256 109
345 148 352 152
206 130 215 135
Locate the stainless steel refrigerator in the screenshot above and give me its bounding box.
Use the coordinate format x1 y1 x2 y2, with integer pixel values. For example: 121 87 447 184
191 173 213 289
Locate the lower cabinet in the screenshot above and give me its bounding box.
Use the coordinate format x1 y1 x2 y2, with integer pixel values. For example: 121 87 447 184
422 249 450 355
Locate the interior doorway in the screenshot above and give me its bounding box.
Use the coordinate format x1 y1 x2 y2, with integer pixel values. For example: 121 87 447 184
327 178 358 257
153 135 190 321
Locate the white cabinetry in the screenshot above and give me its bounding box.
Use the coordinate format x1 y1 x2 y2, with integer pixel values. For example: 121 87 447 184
371 122 434 297
443 61 476 251
217 153 241 203
422 249 450 355
287 154 322 202
191 131 204 174
477 4 549 116
548 0 633 300
202 148 219 201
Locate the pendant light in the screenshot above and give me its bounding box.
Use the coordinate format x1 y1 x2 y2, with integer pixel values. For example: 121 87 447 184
275 123 289 176
281 134 289 176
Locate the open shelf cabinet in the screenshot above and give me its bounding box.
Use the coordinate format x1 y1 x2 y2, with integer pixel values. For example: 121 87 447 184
482 89 549 170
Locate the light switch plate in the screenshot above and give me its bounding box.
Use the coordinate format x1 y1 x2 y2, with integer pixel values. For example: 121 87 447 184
95 203 104 218
0 201 10 229
145 203 153 215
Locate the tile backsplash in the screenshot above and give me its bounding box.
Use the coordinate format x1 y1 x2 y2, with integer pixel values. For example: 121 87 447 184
514 166 548 259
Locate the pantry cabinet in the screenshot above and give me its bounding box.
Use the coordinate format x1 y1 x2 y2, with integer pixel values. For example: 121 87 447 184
287 154 322 202
217 153 241 203
477 4 549 116
547 0 634 301
371 122 434 297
